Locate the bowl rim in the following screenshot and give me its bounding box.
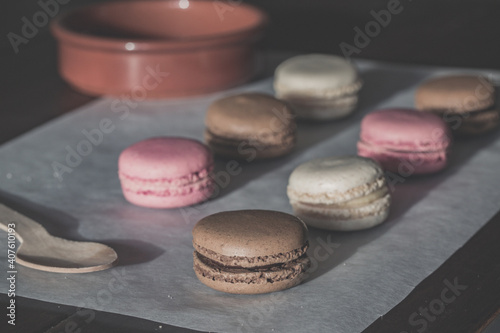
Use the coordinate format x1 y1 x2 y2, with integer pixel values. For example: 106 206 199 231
51 0 268 51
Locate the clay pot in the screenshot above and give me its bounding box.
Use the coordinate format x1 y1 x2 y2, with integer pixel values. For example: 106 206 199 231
51 0 267 98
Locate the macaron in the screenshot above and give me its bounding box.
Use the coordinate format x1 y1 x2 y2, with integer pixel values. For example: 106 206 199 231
118 137 214 208
357 108 452 175
192 210 310 294
204 93 296 160
287 156 391 231
415 75 499 135
273 54 363 120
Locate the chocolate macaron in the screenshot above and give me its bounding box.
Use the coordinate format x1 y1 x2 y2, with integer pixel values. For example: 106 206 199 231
192 210 310 294
204 93 296 160
415 75 499 135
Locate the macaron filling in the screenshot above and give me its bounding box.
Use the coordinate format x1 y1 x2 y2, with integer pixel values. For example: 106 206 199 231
359 129 451 152
193 252 311 284
205 129 296 151
296 186 389 210
280 94 358 108
458 109 500 134
419 103 495 115
291 186 390 222
288 175 387 205
119 166 214 197
193 242 308 268
423 106 500 134
275 78 363 100
357 140 448 170
122 178 213 197
293 199 390 223
357 140 449 156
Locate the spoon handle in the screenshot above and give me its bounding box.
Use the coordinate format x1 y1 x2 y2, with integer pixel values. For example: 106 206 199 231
0 203 50 244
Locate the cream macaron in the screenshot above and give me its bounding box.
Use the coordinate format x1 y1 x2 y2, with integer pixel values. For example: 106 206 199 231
274 54 363 120
287 156 391 231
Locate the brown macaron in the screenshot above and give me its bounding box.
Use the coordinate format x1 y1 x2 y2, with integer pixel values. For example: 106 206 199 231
204 93 296 161
192 210 310 294
415 75 499 135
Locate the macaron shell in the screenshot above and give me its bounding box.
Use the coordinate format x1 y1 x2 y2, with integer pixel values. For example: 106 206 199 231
192 210 308 259
359 108 451 152
287 156 385 204
415 75 495 113
119 137 213 180
274 54 362 97
205 93 295 141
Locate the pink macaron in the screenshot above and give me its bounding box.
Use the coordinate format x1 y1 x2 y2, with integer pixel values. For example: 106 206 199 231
357 108 452 175
118 137 214 208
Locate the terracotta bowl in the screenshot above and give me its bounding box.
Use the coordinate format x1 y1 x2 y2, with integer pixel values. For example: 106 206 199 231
51 0 267 98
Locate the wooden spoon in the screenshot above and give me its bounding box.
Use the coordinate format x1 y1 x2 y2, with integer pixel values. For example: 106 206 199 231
0 203 118 273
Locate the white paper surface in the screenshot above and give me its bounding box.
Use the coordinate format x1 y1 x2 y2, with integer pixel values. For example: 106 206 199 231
1 56 500 333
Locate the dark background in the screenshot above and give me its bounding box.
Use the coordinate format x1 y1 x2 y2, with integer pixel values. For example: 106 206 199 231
2 0 500 144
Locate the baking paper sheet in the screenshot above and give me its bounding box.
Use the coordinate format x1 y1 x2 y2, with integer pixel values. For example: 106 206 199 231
1 55 500 333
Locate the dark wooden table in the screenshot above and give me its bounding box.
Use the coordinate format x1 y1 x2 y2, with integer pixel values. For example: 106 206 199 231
2 0 500 332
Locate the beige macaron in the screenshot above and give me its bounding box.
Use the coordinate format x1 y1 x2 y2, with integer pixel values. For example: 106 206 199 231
287 156 391 231
274 54 363 120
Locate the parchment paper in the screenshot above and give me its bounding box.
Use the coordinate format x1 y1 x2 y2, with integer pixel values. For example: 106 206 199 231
1 56 500 333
